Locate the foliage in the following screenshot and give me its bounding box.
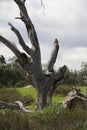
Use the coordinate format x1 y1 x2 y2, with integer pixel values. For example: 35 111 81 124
0 110 30 130
1 55 87 89
54 85 73 96
64 63 87 86
29 107 87 130
0 106 87 130
0 56 29 88
0 86 87 129
80 62 87 85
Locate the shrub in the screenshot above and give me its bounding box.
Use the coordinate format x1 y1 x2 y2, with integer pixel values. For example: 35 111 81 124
0 110 30 130
55 85 73 96
0 106 87 130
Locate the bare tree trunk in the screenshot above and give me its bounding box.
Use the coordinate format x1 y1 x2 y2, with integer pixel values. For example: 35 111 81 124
37 89 52 110
36 65 67 110
0 0 67 110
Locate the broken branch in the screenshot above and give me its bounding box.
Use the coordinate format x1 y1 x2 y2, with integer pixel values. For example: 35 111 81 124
46 39 59 72
8 23 32 55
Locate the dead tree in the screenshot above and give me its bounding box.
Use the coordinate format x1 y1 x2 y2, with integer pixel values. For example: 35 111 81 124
0 0 67 110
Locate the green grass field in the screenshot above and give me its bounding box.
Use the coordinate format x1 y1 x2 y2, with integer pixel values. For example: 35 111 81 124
17 87 37 101
0 86 87 130
0 86 87 106
17 86 87 105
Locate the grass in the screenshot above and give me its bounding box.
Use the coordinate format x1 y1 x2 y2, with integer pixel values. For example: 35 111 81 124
0 86 86 107
0 107 87 130
53 95 65 104
28 107 87 130
80 86 87 95
17 87 66 104
0 87 35 105
17 87 37 101
0 86 87 103
0 86 87 130
53 85 87 104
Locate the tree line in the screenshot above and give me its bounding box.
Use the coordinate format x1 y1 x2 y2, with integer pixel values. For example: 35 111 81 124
64 62 87 86
0 55 87 88
0 55 29 88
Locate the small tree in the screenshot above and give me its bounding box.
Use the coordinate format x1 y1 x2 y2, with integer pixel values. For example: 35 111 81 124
0 0 67 110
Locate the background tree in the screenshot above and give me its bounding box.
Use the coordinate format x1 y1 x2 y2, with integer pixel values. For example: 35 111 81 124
0 55 6 65
0 0 67 110
79 62 87 86
0 55 29 88
64 68 79 86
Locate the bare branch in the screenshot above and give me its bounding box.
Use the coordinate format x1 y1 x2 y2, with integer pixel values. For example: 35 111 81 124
15 17 22 20
13 0 26 5
0 35 34 75
41 0 45 10
0 101 19 109
13 0 44 82
14 0 39 49
0 35 21 58
46 39 59 72
15 101 33 112
0 101 33 113
8 23 33 55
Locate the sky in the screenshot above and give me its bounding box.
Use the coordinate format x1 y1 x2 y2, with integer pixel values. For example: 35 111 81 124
0 0 87 70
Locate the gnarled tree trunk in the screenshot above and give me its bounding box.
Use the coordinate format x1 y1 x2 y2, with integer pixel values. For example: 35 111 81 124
0 0 67 110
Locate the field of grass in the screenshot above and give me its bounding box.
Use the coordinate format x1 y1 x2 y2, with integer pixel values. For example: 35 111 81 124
0 105 87 130
17 87 37 100
0 85 86 106
17 87 66 104
17 85 87 105
80 86 87 95
0 86 87 130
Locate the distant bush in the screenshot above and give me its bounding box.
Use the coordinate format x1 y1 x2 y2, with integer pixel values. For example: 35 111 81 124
55 85 73 96
0 61 30 88
15 80 27 88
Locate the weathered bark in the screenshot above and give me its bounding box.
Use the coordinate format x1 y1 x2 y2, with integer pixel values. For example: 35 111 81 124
63 89 87 109
0 101 33 112
0 0 67 110
36 65 67 110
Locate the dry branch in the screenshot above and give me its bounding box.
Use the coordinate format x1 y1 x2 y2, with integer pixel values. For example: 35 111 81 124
0 101 33 113
8 23 33 56
46 39 59 72
14 0 39 49
0 35 21 58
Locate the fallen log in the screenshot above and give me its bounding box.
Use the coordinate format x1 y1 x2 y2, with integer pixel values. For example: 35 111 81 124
63 88 87 109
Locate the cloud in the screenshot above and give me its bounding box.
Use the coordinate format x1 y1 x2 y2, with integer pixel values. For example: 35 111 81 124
0 44 15 61
28 0 87 48
0 0 87 70
56 47 87 70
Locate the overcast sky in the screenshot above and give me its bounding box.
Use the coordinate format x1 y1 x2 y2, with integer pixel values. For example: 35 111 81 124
0 0 87 70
